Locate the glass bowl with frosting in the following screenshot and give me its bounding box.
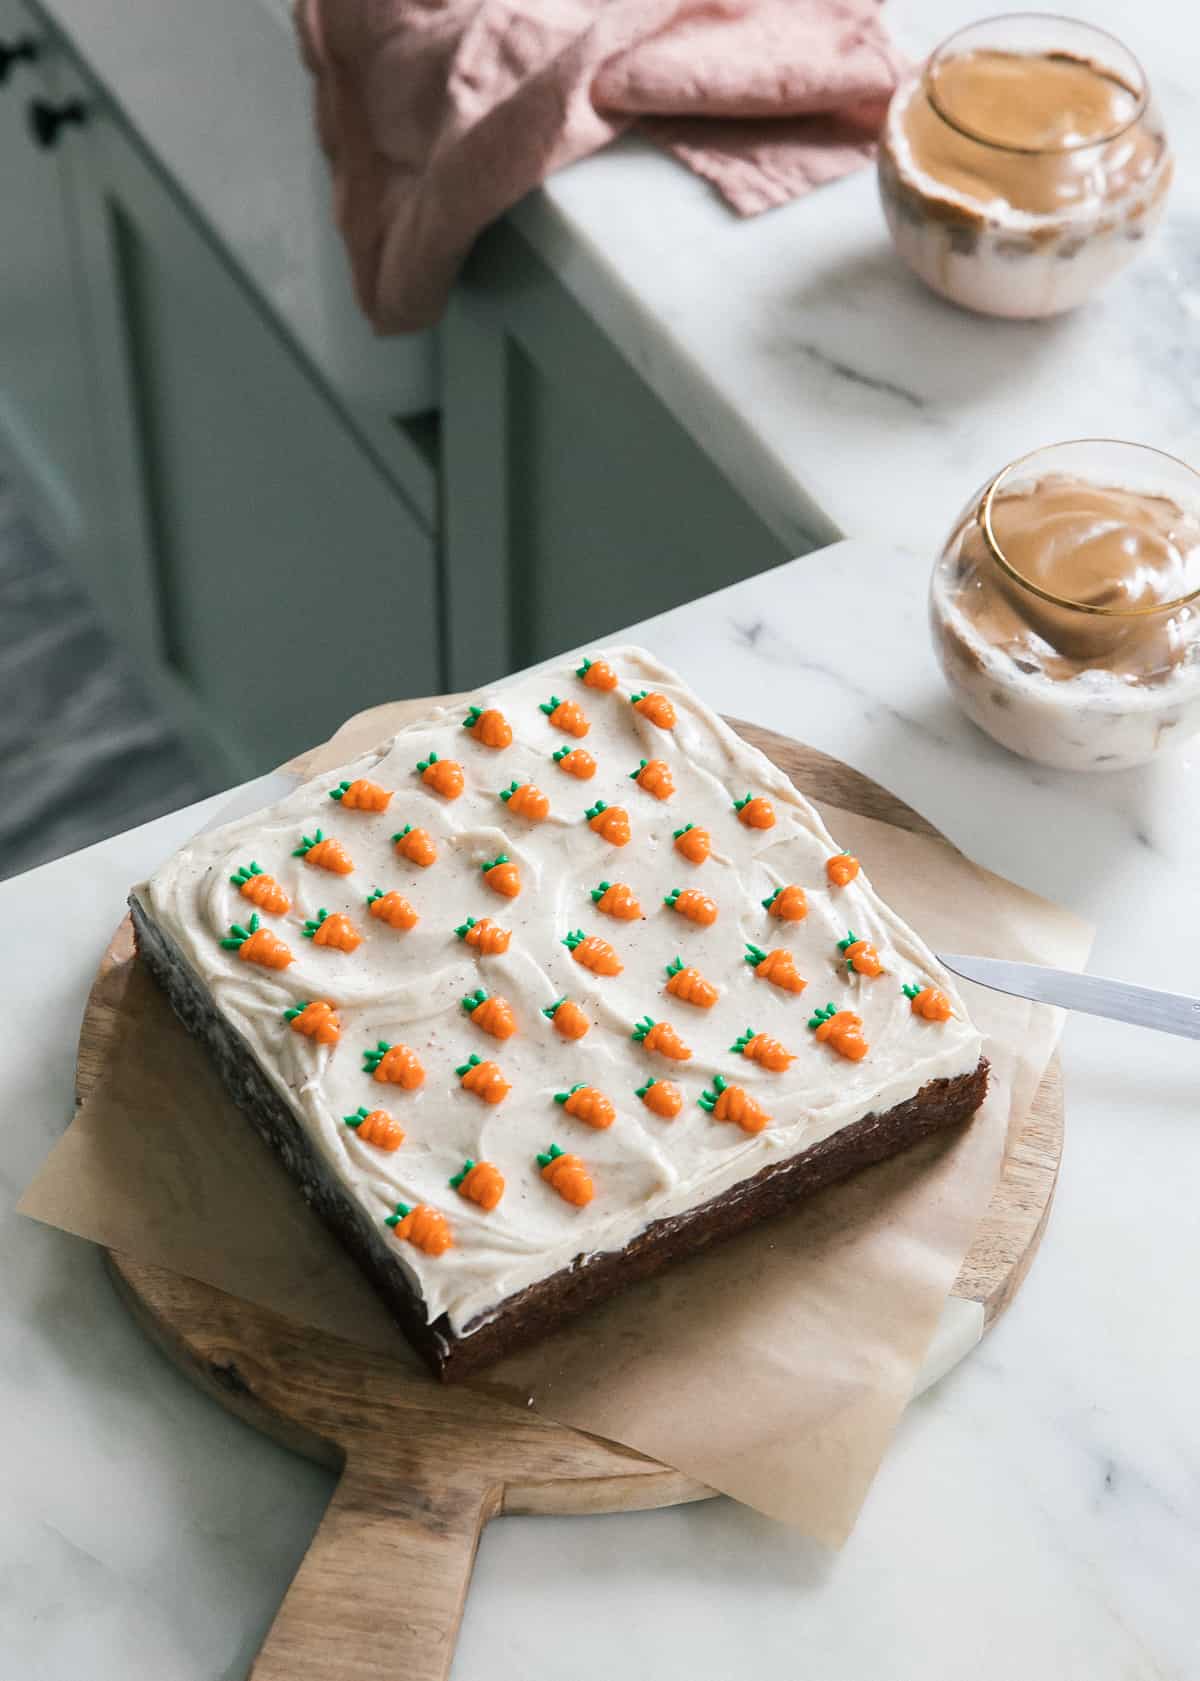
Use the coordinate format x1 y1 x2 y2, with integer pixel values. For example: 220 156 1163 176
930 440 1200 771
878 14 1173 318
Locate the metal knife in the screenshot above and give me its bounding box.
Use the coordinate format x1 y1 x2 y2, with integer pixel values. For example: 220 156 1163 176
938 953 1200 1042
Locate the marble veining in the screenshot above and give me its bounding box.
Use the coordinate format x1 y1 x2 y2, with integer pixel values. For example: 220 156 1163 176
6 539 1200 1676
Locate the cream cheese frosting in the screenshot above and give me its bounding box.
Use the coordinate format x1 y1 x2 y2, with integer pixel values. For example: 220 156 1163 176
138 648 982 1335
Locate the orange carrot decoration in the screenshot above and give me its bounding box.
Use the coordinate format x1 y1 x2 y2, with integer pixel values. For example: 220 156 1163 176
329 778 392 812
415 752 464 799
630 689 676 729
554 1082 615 1130
539 694 589 737
673 822 711 865
392 823 437 867
456 1052 510 1105
903 982 953 1021
576 655 618 691
386 1202 452 1255
462 705 512 749
733 792 775 830
664 885 718 926
454 915 511 955
302 909 361 952
585 800 630 846
344 1106 405 1151
698 1074 770 1134
461 988 517 1039
283 1000 341 1045
762 884 807 922
363 1040 425 1089
838 930 884 978
630 758 674 800
542 997 590 1039
826 852 860 887
221 914 293 970
730 1027 795 1071
230 862 290 915
590 880 641 920
636 1077 682 1119
537 1143 594 1206
367 887 419 930
664 956 718 1009
499 780 549 821
562 928 623 976
632 1015 692 1061
552 744 596 780
293 829 354 874
744 944 807 994
481 853 520 898
450 1157 505 1211
808 1002 869 1061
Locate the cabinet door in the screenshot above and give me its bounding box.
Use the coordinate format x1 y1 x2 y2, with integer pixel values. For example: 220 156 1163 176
444 225 797 685
0 0 94 556
69 96 441 774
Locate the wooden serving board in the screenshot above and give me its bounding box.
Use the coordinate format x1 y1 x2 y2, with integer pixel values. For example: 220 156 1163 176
82 724 1063 1681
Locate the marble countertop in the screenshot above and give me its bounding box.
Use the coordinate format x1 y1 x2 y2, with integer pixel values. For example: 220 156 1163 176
5 539 1199 1677
512 0 1200 560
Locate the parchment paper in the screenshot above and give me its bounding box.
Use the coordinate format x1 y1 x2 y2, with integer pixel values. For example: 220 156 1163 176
21 712 1091 1542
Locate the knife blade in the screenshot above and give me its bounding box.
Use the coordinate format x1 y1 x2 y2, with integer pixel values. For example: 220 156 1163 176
937 953 1200 1041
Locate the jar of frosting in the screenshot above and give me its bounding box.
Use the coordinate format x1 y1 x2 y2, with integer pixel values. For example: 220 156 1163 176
878 15 1172 318
930 440 1200 771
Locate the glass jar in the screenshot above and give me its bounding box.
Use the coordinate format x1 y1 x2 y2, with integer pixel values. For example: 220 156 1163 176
878 14 1173 318
930 440 1200 771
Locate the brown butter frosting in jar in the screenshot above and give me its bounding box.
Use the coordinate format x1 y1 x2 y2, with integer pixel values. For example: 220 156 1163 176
878 15 1173 318
930 440 1200 771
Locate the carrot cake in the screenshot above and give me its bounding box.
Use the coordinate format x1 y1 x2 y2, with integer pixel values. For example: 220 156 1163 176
131 648 986 1379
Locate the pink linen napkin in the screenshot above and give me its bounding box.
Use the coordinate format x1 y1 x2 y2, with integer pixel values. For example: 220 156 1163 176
295 0 903 331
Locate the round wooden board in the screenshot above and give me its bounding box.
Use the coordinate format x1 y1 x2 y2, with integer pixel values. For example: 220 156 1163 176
84 722 1062 1681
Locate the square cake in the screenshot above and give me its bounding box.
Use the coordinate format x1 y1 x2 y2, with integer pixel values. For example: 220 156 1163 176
132 648 987 1380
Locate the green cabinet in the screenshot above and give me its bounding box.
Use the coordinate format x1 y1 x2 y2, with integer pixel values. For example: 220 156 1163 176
69 102 441 773
0 2 441 779
0 0 94 558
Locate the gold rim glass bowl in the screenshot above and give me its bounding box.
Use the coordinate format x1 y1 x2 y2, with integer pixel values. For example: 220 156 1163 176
930 440 1200 770
878 14 1173 318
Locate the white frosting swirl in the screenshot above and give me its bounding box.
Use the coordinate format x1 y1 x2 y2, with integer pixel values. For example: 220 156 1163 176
139 649 982 1334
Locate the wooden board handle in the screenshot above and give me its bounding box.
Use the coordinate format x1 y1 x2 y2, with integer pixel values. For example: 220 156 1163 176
250 1458 498 1680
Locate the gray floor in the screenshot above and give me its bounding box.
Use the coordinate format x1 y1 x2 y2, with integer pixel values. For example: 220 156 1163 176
0 481 213 881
